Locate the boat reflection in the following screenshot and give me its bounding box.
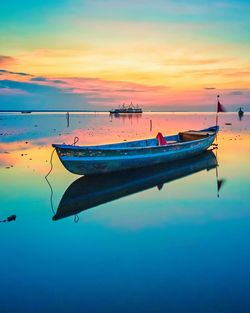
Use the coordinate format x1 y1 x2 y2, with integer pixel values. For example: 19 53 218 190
110 113 142 123
53 150 217 221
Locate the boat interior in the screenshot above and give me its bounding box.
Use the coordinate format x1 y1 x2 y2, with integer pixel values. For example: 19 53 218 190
54 127 217 150
86 129 216 149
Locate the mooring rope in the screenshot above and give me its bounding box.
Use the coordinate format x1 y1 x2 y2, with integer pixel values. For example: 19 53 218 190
74 215 79 223
45 136 80 218
72 136 79 146
45 148 56 215
45 148 56 179
72 137 79 223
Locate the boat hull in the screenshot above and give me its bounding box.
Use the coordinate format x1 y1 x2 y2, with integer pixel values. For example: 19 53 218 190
53 126 218 175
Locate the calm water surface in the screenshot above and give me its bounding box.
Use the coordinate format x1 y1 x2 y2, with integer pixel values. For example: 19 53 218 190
0 112 250 313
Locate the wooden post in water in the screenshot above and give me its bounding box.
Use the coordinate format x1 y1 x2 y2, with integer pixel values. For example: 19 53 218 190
150 119 152 132
66 112 70 128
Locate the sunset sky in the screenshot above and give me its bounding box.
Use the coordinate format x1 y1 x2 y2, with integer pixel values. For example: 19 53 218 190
0 0 250 111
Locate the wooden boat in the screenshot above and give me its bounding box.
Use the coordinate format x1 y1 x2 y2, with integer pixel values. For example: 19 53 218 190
52 125 219 175
238 107 244 120
53 151 217 221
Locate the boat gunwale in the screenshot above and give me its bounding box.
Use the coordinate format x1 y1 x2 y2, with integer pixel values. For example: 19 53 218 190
52 134 216 151
52 126 218 151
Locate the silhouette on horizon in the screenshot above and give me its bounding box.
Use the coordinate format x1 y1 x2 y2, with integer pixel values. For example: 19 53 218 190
238 107 244 120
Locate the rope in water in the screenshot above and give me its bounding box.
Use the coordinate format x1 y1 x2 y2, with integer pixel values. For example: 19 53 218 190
45 136 80 218
74 215 79 223
72 137 79 222
45 148 56 179
45 148 56 215
45 136 79 180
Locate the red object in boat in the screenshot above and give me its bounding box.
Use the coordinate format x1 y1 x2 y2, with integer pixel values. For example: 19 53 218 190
156 132 167 146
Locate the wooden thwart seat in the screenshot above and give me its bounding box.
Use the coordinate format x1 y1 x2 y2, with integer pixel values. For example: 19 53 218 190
179 131 213 142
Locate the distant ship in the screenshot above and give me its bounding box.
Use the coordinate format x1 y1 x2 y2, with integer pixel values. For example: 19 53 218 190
109 103 143 114
238 107 244 120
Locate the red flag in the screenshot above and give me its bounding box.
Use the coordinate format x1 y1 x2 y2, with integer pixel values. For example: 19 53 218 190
217 95 226 112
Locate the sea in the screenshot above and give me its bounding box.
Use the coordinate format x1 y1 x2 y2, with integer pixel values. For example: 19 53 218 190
0 112 250 313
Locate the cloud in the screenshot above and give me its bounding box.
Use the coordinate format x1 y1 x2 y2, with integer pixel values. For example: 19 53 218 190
30 76 49 82
0 80 62 94
0 69 32 77
0 82 7 88
52 79 66 84
0 55 16 66
30 76 67 84
222 70 250 78
115 89 143 92
1 68 249 111
167 58 229 66
228 91 244 96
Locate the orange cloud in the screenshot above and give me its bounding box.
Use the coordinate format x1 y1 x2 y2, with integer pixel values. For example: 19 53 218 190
0 55 16 66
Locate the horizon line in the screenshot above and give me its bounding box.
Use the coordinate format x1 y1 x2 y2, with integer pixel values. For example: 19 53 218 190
0 110 248 113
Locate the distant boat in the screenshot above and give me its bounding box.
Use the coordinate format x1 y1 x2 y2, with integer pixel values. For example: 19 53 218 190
53 150 217 221
21 111 32 114
52 125 219 176
110 103 143 114
238 107 244 120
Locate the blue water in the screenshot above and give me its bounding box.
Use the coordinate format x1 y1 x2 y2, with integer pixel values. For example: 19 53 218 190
0 112 250 313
